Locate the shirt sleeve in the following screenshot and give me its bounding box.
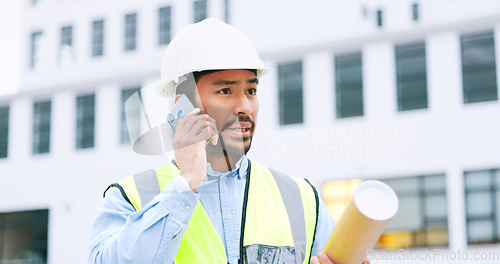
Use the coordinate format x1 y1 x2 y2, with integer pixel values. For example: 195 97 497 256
310 196 335 260
88 175 200 264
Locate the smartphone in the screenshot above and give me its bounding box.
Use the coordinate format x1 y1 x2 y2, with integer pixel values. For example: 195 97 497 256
168 94 196 131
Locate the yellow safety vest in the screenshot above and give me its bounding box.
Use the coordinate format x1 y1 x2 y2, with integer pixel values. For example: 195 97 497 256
107 160 319 264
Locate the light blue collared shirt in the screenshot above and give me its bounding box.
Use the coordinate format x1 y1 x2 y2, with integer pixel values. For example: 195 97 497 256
89 155 335 264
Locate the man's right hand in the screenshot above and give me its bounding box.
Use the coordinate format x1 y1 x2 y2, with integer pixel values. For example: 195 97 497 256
172 108 218 192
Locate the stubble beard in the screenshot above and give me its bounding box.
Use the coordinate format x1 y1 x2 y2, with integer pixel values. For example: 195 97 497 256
206 131 253 159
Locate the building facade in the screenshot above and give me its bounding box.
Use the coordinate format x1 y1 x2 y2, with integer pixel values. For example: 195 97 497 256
0 0 500 263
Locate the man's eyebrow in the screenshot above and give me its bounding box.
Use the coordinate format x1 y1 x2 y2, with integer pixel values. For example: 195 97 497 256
248 78 259 84
211 78 259 86
212 80 239 86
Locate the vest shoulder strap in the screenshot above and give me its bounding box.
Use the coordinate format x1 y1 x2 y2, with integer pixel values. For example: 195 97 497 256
104 163 178 211
269 169 307 264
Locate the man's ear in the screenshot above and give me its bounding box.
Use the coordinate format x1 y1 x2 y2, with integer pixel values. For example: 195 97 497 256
174 94 182 104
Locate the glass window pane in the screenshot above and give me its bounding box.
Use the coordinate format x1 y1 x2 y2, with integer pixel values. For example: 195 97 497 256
425 194 447 219
59 26 74 65
468 219 494 243
92 20 104 57
396 42 428 111
376 10 383 27
380 174 448 249
383 177 418 193
76 94 95 149
423 174 446 191
125 13 137 51
33 100 51 154
224 0 230 22
335 52 363 118
412 3 419 21
466 191 492 216
465 170 491 189
425 229 448 247
322 179 362 222
386 194 422 231
193 0 207 23
30 32 43 69
495 169 500 188
0 209 48 262
496 191 500 238
61 26 72 46
461 31 498 104
0 106 9 158
279 61 303 125
158 7 171 45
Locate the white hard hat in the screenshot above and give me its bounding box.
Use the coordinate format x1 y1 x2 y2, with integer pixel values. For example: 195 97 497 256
157 18 272 97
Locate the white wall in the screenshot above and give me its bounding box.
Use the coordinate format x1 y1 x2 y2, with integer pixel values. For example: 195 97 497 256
0 1 22 95
2 0 500 263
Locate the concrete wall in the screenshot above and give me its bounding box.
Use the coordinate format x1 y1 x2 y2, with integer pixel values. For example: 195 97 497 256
1 0 500 263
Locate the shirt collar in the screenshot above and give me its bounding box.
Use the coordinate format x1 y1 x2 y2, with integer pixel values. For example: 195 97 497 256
205 154 248 181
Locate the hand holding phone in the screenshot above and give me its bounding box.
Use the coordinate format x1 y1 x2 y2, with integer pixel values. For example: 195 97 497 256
170 95 218 192
168 94 196 131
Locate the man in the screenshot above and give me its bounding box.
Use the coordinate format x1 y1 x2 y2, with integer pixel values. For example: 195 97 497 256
89 18 363 264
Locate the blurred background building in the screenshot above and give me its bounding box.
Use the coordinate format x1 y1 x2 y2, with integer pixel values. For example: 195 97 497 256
0 0 499 263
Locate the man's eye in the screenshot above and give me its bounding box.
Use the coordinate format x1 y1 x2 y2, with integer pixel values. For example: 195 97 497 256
248 88 257 95
218 88 231 94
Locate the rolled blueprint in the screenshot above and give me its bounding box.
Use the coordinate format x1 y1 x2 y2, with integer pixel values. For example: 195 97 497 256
322 180 399 264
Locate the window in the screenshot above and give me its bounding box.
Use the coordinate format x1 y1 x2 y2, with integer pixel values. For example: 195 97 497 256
335 52 364 118
378 175 448 248
461 31 498 103
412 3 419 21
323 175 448 249
60 26 73 64
158 7 171 46
224 0 230 23
61 26 72 48
376 9 383 27
0 209 48 263
278 61 303 125
464 169 500 244
33 100 51 154
194 0 207 23
395 42 428 111
0 106 9 158
323 179 363 222
76 94 95 149
125 13 137 51
121 87 141 144
30 31 42 69
92 20 104 57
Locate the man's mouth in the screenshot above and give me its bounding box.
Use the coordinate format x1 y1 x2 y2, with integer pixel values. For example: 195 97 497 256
225 122 252 137
229 127 250 132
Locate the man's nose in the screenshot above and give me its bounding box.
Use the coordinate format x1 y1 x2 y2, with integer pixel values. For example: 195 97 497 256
233 92 252 115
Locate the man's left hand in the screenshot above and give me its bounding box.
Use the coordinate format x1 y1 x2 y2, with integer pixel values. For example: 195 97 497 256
310 252 371 264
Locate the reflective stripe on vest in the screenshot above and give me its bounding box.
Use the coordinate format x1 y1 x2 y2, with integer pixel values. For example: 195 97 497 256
107 160 318 264
271 169 307 264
